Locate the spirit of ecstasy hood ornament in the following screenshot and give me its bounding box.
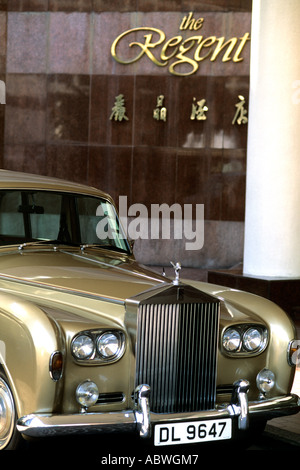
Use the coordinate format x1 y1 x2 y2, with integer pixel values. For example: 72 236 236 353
170 261 181 285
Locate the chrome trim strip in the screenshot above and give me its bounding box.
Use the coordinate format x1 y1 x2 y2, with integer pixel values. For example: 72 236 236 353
0 274 125 305
17 394 300 439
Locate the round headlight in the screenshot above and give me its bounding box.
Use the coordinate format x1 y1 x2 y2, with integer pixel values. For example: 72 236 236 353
96 332 122 359
76 381 99 408
72 334 95 360
222 328 241 352
243 327 264 352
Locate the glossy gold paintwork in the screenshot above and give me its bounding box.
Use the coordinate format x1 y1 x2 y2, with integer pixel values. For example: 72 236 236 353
0 170 297 422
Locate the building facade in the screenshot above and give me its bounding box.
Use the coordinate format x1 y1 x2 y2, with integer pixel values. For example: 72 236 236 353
0 0 252 271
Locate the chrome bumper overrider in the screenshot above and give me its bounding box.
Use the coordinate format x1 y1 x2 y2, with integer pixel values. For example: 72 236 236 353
17 381 300 439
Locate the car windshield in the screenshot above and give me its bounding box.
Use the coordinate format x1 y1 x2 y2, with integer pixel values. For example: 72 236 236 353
0 190 130 253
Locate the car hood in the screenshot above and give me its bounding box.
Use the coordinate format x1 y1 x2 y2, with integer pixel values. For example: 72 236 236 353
0 247 173 303
0 246 280 330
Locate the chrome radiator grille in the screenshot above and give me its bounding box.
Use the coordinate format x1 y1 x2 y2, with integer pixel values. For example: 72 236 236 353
135 299 220 414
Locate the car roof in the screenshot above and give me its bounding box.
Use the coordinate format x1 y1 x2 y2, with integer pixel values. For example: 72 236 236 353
0 169 112 201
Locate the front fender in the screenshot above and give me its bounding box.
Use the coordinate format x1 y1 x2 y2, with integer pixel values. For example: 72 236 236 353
220 289 297 395
187 280 297 397
0 292 61 417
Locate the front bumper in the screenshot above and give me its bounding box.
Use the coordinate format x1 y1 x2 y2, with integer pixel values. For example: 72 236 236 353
17 381 300 440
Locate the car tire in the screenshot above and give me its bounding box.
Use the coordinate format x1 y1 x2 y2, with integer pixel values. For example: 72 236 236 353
0 374 24 450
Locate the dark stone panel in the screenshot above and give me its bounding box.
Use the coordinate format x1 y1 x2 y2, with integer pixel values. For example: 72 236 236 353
46 144 88 184
7 0 48 11
46 74 90 144
88 146 132 205
208 268 300 318
206 76 225 149
5 74 47 144
3 144 46 174
93 0 138 12
175 148 210 207
181 0 251 12
131 146 177 208
136 1 182 12
49 0 93 12
5 0 252 12
221 172 245 221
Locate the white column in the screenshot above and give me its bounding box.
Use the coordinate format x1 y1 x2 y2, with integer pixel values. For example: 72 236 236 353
243 0 300 278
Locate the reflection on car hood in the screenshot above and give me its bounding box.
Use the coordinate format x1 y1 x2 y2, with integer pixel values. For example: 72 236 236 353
0 247 171 303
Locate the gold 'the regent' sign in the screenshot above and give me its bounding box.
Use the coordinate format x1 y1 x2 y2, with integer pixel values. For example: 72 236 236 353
111 12 250 76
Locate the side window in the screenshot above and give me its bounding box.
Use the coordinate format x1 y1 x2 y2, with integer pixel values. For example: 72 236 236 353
0 191 25 240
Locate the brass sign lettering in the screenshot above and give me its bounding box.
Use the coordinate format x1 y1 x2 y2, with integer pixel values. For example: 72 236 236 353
232 95 248 125
111 14 250 77
110 94 129 122
153 95 167 122
190 97 208 121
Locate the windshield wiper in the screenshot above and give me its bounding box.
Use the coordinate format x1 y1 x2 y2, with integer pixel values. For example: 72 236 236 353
18 240 79 250
80 243 129 254
16 240 129 254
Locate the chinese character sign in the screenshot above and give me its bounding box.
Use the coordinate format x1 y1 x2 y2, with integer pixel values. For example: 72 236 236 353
190 98 208 121
232 95 248 125
110 94 129 121
153 95 167 122
109 93 248 126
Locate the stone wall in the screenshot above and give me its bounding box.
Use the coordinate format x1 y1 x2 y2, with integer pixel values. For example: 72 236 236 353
0 0 251 269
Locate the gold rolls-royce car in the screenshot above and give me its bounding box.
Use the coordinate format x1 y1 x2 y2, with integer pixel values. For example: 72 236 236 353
0 170 298 450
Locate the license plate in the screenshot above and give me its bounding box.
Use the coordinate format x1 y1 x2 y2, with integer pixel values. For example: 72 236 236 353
154 419 232 446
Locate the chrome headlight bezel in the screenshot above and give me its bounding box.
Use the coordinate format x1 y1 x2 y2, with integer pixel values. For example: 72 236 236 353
96 331 124 360
222 324 268 357
71 334 95 360
222 327 241 352
71 329 125 364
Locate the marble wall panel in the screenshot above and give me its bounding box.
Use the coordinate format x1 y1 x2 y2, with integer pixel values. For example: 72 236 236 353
46 144 88 183
7 1 48 11
131 146 177 207
46 74 90 144
93 0 137 12
92 12 138 75
7 12 48 73
3 143 46 174
0 12 6 73
49 1 93 12
48 12 91 74
5 74 47 144
88 146 132 203
4 0 252 12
